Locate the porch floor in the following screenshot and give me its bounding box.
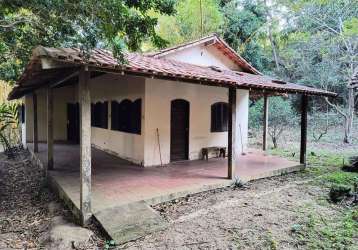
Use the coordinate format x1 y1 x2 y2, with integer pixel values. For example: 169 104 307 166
29 143 302 214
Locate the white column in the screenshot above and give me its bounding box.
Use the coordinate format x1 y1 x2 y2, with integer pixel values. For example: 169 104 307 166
21 100 27 149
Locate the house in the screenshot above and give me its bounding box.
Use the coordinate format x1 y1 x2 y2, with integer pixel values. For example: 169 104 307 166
8 34 335 240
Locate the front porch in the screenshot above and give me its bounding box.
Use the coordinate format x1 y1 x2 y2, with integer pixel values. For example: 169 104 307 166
29 143 302 216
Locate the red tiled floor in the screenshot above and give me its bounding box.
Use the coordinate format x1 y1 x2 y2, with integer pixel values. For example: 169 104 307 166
28 143 301 212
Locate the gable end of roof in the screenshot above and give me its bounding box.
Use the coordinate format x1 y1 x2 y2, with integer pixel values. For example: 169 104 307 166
146 34 261 75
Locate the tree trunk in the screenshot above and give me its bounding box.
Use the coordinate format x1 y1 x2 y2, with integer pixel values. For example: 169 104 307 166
264 0 280 71
272 136 277 148
343 87 355 143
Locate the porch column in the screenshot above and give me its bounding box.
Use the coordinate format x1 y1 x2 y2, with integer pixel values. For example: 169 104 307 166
228 87 237 179
47 87 54 170
33 93 38 153
300 94 308 166
263 94 269 151
79 67 92 225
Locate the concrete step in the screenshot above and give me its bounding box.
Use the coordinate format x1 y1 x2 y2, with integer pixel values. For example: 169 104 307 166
94 201 167 244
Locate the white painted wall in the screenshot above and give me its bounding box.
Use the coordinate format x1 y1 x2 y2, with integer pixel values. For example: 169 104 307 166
163 44 242 71
143 78 249 166
89 74 145 165
235 89 249 157
25 85 76 142
25 74 145 165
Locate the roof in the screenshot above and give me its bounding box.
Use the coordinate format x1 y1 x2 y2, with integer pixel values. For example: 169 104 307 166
8 45 336 100
147 34 261 74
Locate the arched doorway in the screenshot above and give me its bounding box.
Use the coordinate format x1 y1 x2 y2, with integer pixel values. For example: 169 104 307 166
170 99 190 162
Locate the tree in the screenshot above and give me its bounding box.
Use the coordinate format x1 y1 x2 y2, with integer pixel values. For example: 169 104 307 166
279 0 358 143
149 0 223 47
0 0 176 84
220 0 270 71
249 96 297 148
267 97 297 148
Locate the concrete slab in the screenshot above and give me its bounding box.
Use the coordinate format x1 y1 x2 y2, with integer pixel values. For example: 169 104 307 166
28 143 303 244
94 202 167 244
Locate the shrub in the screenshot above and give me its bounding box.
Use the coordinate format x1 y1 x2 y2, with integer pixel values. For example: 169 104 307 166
0 102 20 157
249 96 297 148
329 184 351 202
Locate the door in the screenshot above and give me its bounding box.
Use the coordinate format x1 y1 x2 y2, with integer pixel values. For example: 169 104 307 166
67 103 80 144
170 99 189 162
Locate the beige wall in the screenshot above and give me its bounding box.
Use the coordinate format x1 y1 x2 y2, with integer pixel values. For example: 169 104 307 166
25 74 145 165
24 75 248 167
143 78 249 166
164 45 242 71
90 74 145 165
25 85 76 142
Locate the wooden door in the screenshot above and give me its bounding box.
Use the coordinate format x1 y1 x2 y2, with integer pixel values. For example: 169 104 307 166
67 103 80 144
170 99 189 162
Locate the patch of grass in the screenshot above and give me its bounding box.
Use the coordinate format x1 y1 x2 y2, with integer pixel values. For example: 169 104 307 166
269 147 356 181
319 171 358 187
293 211 358 249
264 231 277 250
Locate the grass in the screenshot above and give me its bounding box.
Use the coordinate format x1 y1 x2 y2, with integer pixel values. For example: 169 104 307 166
292 210 358 250
267 145 358 249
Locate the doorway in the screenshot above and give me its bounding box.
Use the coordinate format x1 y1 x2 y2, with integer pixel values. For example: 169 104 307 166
67 103 80 144
170 99 189 162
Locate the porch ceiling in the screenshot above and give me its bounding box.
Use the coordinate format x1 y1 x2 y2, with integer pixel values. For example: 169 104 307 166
8 46 336 100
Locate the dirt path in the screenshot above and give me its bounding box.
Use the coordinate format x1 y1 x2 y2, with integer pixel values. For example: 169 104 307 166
121 172 354 250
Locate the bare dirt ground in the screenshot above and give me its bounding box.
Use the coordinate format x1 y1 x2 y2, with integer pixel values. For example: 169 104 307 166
0 151 105 249
122 172 357 250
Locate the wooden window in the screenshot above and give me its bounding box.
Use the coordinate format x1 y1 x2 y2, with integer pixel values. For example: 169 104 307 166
91 101 108 129
211 102 228 132
111 99 141 134
111 101 119 130
131 99 141 134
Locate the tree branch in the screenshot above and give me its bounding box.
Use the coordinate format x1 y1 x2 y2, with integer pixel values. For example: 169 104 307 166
307 15 340 35
0 18 34 30
324 97 347 118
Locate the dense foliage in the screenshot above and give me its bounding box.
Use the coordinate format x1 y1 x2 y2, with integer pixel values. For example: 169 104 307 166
0 0 176 84
0 103 20 156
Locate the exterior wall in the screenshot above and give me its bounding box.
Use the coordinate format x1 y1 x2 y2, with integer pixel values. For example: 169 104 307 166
21 98 27 148
164 45 242 71
235 89 249 156
25 73 145 165
143 78 249 166
25 85 76 142
90 74 145 165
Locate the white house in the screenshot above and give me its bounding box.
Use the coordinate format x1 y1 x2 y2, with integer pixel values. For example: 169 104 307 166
9 34 335 226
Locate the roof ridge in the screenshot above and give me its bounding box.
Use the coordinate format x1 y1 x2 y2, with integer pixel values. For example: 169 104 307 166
146 34 219 57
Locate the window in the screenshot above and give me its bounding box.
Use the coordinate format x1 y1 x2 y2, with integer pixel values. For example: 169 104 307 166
91 101 108 128
211 102 228 132
111 98 141 134
18 104 25 124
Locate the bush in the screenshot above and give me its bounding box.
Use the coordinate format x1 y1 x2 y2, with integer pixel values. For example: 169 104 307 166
329 184 351 202
249 96 297 148
0 102 20 157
